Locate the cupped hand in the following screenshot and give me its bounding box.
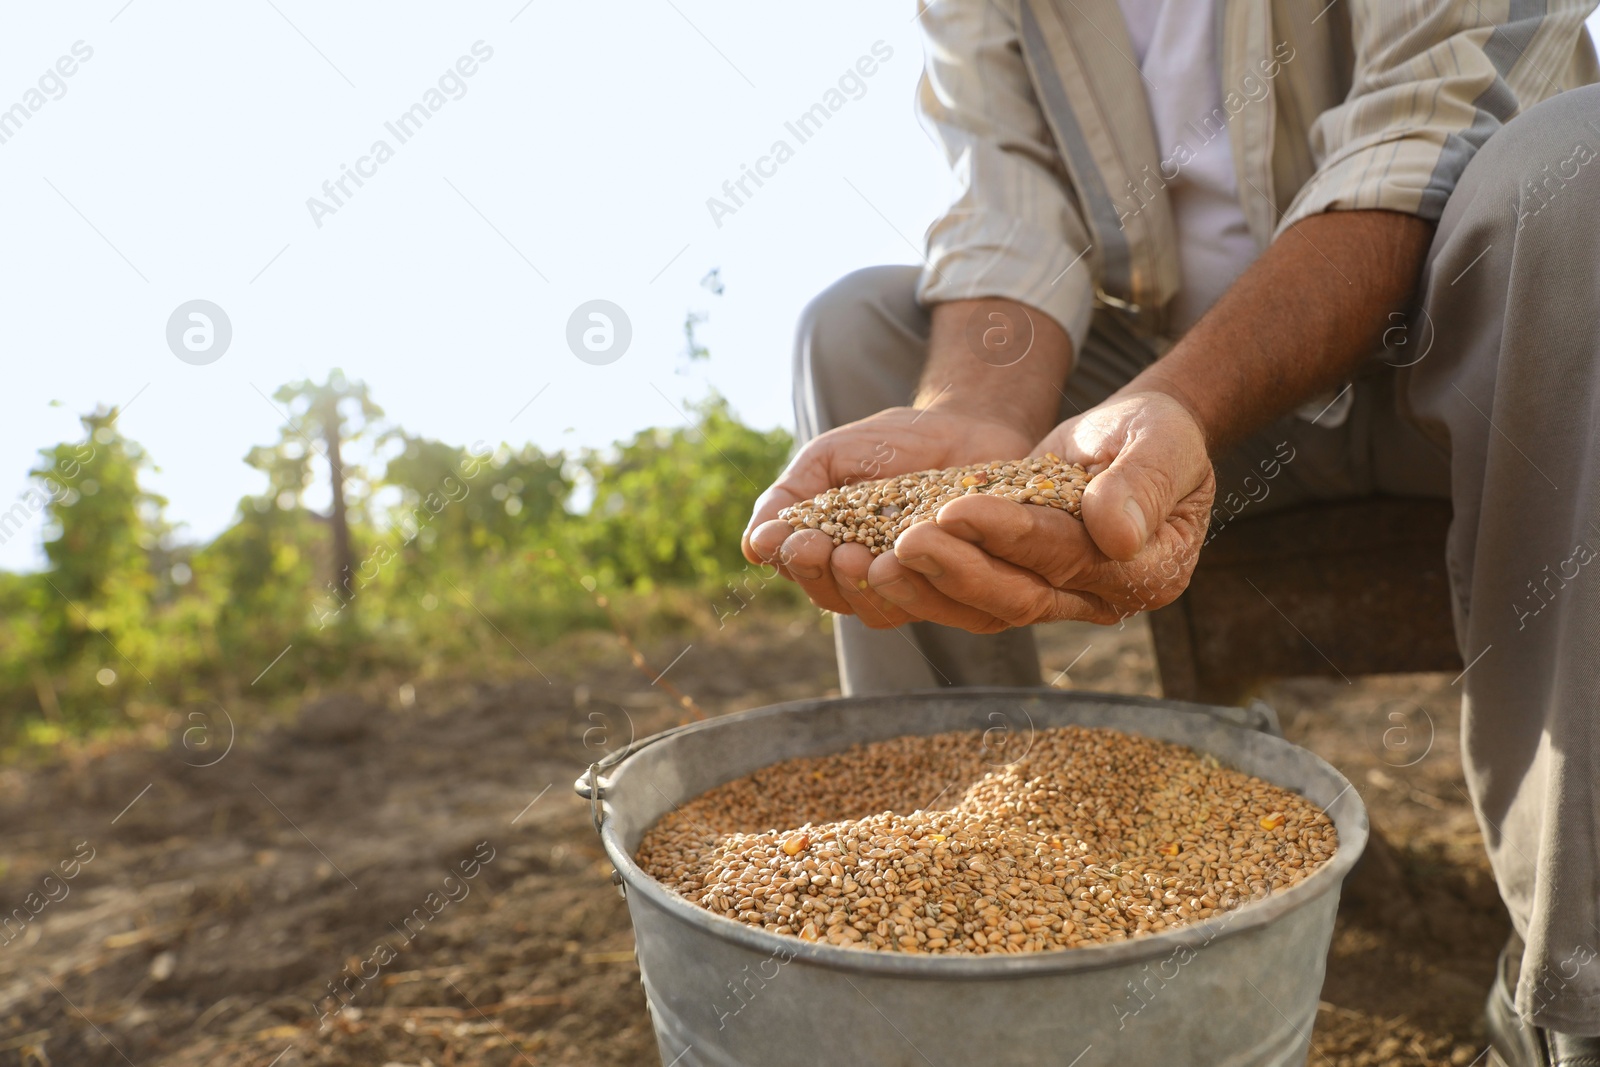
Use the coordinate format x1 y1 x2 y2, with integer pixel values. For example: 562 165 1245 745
865 390 1216 627
742 405 1034 626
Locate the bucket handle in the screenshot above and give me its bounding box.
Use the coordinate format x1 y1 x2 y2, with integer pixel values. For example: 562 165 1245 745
574 717 701 835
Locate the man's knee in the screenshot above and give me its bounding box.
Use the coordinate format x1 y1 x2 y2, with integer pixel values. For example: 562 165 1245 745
793 265 927 433
795 265 924 376
1460 84 1600 234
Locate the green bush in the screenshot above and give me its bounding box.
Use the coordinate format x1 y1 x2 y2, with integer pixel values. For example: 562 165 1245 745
580 394 792 589
0 378 796 745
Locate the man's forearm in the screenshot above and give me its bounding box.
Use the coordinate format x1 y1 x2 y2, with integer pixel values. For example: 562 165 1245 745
916 298 1075 445
1129 209 1436 453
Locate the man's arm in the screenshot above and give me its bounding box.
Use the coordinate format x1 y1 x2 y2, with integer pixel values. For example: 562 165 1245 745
868 208 1436 627
740 0 1097 626
1133 210 1435 454
1066 208 1436 559
914 298 1072 442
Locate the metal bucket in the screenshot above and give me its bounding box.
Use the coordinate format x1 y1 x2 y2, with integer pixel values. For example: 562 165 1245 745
575 689 1367 1067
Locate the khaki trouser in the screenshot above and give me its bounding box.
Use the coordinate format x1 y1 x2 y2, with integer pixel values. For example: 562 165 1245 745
791 85 1600 1031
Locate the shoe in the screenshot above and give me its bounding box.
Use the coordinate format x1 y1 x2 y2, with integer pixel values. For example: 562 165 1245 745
1486 934 1600 1065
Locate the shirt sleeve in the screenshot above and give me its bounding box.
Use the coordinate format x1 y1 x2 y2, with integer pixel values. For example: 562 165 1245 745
1279 0 1599 231
914 0 1097 354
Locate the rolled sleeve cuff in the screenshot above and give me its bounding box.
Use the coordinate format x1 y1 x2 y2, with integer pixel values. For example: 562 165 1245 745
915 211 1097 358
1277 130 1460 234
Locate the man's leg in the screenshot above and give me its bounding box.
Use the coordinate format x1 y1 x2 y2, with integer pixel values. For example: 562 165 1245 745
1403 84 1600 1033
792 266 1160 693
1195 362 1454 545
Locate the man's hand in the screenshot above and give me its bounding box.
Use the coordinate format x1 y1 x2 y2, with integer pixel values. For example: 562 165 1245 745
744 297 1074 627
864 391 1214 627
742 404 1034 625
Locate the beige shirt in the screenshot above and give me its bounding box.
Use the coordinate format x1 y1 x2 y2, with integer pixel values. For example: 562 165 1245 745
1118 0 1262 334
914 0 1600 347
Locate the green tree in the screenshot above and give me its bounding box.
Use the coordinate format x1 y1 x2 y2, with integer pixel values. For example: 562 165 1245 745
32 409 159 603
384 436 569 565
198 472 321 656
581 393 790 588
266 371 385 613
21 409 165 723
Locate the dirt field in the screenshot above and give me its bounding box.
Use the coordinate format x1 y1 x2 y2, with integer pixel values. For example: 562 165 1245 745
0 609 1504 1066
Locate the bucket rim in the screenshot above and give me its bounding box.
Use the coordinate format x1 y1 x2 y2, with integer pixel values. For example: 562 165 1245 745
594 687 1369 979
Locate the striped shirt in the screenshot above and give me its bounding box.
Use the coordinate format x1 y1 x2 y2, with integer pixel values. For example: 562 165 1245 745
914 0 1600 347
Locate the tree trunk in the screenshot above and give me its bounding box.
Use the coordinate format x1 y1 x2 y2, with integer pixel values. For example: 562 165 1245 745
324 401 353 608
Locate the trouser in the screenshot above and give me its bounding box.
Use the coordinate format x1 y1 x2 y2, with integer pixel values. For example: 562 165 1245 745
790 85 1600 1031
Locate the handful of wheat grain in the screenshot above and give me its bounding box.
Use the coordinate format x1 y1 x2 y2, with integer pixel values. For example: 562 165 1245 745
777 454 1091 555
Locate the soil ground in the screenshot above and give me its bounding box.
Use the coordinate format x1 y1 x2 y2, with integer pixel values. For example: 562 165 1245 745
0 608 1505 1066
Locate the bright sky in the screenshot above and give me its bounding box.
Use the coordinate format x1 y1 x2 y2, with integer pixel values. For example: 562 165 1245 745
0 1 949 569
2 4 1597 571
